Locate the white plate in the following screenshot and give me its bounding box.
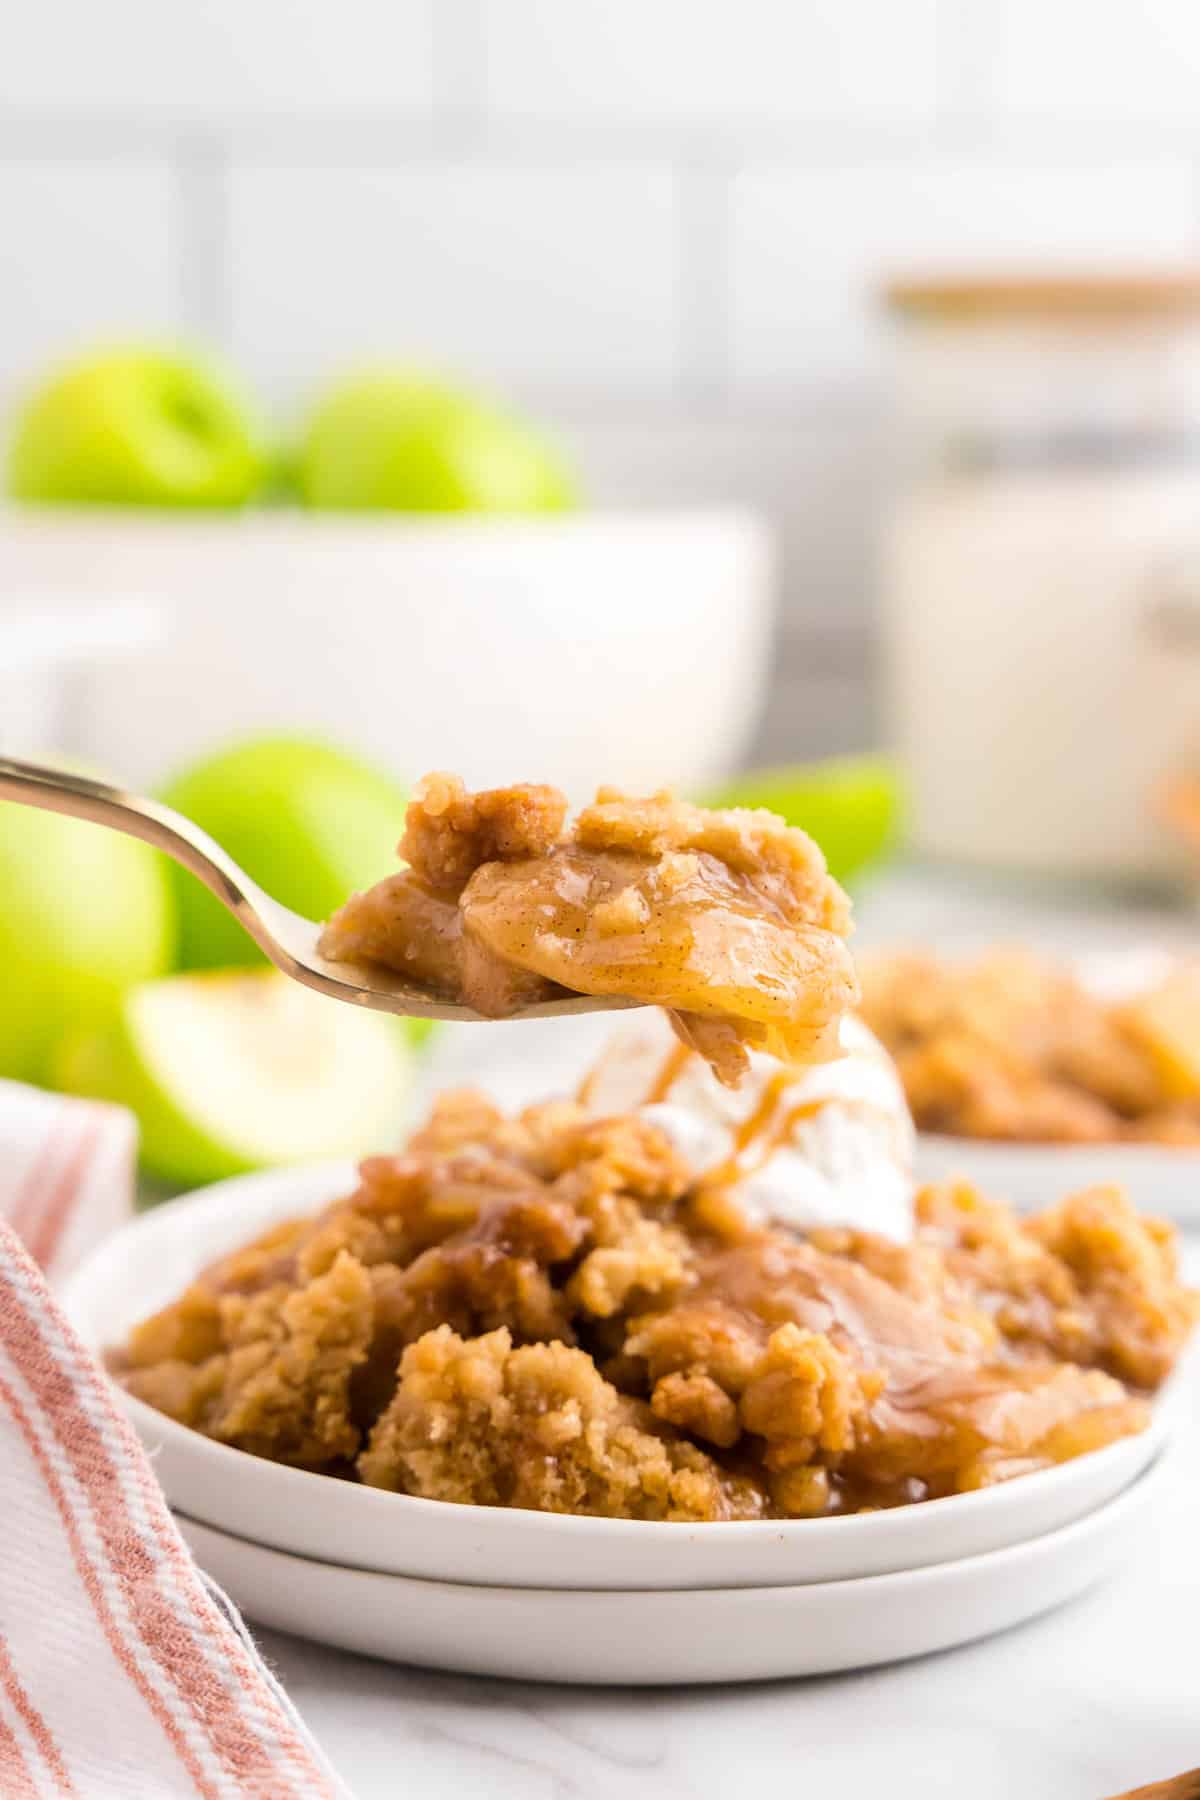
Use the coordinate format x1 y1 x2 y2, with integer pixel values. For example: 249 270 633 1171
178 1459 1162 1685
915 1134 1200 1222
66 1164 1169 1590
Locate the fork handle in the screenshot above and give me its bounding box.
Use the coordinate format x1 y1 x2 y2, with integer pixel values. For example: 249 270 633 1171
0 753 261 920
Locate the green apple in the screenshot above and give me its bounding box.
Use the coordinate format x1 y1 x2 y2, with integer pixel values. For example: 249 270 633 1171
161 736 410 969
159 736 434 1048
702 756 903 886
8 344 267 508
0 795 176 1084
297 369 576 513
56 970 414 1187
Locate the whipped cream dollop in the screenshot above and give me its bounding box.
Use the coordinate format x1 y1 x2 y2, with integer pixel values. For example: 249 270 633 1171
579 1012 915 1242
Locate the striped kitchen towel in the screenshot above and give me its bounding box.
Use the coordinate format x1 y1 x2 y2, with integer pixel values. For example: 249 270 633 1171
0 1086 348 1798
0 1078 136 1283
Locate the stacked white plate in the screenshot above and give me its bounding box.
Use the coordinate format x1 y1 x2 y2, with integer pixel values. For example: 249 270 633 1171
64 1166 1169 1686
915 1133 1200 1225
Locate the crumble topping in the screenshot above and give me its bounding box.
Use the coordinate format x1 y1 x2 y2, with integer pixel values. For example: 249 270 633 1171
115 1089 1194 1520
860 947 1200 1144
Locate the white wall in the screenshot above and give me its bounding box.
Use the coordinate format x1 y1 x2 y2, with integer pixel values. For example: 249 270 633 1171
4 0 1200 758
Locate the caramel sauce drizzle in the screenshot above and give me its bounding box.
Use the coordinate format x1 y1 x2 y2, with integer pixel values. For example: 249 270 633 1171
583 1031 901 1242
574 1063 602 1108
644 1040 693 1104
576 1037 694 1109
638 1043 834 1193
587 1036 893 1206
702 1078 830 1193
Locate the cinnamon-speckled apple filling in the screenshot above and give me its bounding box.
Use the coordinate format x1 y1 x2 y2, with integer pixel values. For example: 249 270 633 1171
319 772 858 1088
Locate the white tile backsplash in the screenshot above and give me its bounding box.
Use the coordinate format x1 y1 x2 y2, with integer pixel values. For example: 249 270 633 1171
547 404 883 637
479 0 940 130
227 160 681 401
978 0 1200 127
0 0 435 121
542 402 883 762
0 160 177 406
5 0 1200 756
731 157 1200 388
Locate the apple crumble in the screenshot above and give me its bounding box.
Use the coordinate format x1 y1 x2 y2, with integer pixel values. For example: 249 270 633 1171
114 1090 1194 1521
860 947 1200 1145
319 772 858 1087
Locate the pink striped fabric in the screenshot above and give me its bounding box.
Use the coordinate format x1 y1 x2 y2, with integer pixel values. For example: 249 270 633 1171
0 1083 348 1799
0 1079 136 1284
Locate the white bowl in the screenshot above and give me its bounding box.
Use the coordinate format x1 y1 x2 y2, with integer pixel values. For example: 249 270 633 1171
63 1162 1168 1590
916 1134 1200 1224
178 1459 1162 1684
0 507 772 800
0 600 162 755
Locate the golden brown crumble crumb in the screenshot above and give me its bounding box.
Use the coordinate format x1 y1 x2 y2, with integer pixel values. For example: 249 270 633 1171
398 772 567 894
649 1369 741 1448
116 1088 1194 1519
738 1324 878 1466
914 1181 1196 1388
320 772 858 1087
123 1249 373 1467
358 1324 764 1521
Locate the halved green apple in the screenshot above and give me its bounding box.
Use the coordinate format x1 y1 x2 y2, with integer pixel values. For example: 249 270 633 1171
57 969 414 1188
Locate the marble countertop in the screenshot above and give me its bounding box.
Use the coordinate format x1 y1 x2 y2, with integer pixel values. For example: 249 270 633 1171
258 869 1200 1799
261 1399 1199 1800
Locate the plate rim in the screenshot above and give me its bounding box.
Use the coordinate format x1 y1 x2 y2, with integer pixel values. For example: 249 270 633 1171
176 1449 1165 1602
917 1131 1200 1167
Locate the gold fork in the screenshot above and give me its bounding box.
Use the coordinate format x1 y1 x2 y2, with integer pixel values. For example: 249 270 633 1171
0 754 639 1024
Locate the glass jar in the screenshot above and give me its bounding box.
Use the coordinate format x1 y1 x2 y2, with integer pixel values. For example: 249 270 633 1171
881 274 1200 881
